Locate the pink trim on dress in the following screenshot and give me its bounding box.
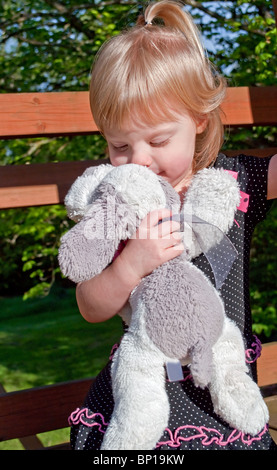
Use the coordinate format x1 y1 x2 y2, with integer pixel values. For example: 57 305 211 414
156 424 268 448
69 408 109 433
245 336 262 363
109 343 120 360
112 240 128 261
69 406 268 448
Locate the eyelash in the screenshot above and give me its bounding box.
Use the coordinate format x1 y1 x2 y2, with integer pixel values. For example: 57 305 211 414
151 139 170 148
112 144 128 152
112 139 170 152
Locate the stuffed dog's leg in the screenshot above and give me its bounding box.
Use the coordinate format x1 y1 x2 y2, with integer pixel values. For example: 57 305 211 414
101 300 169 450
209 317 269 435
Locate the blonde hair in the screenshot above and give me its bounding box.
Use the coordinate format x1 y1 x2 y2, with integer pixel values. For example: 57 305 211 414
90 0 226 172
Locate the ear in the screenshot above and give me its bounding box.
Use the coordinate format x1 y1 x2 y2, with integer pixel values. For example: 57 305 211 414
181 168 240 260
183 168 240 233
58 211 119 283
59 187 139 283
196 115 208 134
64 163 114 222
59 163 167 283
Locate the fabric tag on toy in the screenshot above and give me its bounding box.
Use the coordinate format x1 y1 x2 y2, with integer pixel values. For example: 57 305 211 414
166 359 184 382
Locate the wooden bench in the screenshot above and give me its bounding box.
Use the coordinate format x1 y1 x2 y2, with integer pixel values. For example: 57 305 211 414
0 86 276 449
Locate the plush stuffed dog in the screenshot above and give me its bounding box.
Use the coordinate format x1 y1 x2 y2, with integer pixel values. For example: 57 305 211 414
58 163 268 450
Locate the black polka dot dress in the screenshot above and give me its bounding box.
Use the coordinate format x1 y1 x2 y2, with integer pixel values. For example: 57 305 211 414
69 154 276 450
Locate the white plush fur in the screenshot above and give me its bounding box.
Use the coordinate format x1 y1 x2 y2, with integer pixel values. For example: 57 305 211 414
182 168 241 258
210 317 269 434
101 298 170 450
65 164 114 222
103 163 167 219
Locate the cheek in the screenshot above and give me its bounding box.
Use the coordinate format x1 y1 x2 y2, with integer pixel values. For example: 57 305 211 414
166 151 194 182
176 156 192 175
108 152 128 167
171 150 194 172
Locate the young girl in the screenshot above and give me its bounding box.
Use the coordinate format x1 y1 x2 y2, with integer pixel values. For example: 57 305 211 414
69 0 277 450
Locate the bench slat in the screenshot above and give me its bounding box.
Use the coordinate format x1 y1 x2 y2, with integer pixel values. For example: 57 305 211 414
1 149 277 209
0 378 93 441
257 342 277 388
0 159 108 209
0 91 98 139
222 86 277 126
0 87 276 139
0 86 276 210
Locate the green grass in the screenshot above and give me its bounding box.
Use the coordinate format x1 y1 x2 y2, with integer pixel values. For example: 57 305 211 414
0 284 123 450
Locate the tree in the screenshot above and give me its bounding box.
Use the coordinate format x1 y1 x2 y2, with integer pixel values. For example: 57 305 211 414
0 1 276 336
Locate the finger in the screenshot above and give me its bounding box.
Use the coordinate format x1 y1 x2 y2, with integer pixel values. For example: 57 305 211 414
160 241 184 264
157 219 181 238
163 233 183 248
168 241 185 255
157 232 183 251
137 209 173 240
171 230 183 242
143 208 173 228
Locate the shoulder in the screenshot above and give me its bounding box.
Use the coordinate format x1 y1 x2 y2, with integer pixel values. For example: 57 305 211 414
213 153 273 192
214 152 272 173
214 152 276 199
213 153 274 224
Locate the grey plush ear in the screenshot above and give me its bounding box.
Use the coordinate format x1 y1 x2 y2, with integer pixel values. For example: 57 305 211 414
64 163 114 222
59 187 138 283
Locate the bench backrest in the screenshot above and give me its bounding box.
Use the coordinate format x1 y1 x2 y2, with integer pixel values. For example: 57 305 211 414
1 86 277 210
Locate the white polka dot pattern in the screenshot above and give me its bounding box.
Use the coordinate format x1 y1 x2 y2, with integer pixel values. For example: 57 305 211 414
70 154 275 450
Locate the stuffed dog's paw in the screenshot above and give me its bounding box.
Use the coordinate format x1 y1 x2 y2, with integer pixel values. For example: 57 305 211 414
210 368 269 435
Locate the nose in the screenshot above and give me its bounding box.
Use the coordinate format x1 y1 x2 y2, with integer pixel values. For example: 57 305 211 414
130 149 152 167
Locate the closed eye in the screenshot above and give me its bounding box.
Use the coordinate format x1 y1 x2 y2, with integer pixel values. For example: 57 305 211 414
150 138 170 148
112 144 128 152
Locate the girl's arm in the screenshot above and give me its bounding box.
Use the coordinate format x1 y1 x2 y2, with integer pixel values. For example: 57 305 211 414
268 154 277 200
76 208 183 323
76 253 141 323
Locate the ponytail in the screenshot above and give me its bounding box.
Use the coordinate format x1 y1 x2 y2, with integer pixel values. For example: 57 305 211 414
141 1 205 61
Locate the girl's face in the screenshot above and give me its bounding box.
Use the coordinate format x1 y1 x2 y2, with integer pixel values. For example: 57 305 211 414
104 110 206 195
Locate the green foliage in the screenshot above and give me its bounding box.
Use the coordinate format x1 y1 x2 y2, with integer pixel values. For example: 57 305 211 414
189 0 277 152
0 1 276 337
0 1 137 93
0 204 71 296
250 201 277 338
0 285 122 391
0 285 123 449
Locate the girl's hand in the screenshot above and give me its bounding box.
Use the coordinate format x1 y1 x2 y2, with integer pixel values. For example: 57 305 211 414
76 208 184 324
118 208 184 283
